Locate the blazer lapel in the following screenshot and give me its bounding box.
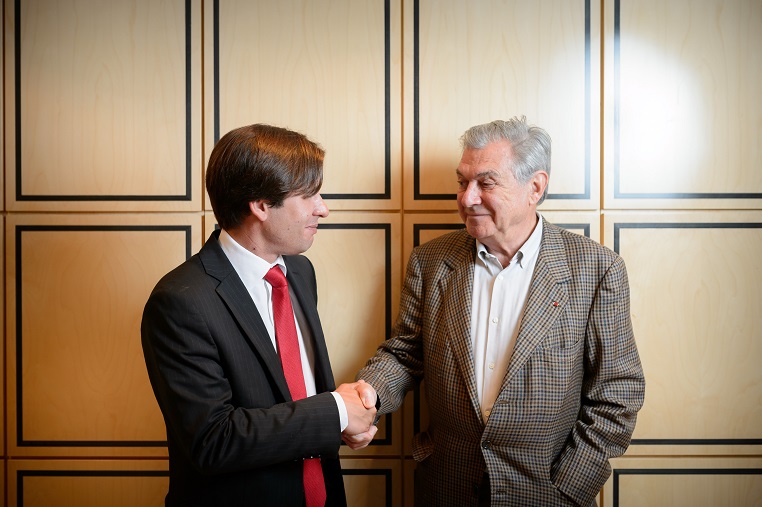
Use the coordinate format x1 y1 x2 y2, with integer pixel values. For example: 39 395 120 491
199 231 292 401
504 220 571 385
441 233 484 421
285 257 336 392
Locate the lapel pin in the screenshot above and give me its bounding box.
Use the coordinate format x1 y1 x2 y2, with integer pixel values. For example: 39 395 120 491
552 301 559 307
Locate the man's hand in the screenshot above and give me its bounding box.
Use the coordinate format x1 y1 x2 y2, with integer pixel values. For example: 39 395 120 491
335 381 377 436
342 424 378 450
337 380 379 450
354 379 378 410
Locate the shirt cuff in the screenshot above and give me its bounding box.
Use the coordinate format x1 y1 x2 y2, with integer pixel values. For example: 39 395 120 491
330 391 349 432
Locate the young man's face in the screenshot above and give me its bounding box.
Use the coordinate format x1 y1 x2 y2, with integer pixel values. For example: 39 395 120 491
261 192 330 257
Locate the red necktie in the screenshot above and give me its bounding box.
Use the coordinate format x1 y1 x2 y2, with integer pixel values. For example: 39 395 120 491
265 266 326 507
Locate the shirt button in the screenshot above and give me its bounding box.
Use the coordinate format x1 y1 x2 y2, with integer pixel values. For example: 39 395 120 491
485 409 491 417
497 275 503 281
488 363 494 369
491 317 498 324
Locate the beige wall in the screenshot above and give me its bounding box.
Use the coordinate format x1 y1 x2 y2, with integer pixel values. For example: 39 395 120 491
3 0 761 505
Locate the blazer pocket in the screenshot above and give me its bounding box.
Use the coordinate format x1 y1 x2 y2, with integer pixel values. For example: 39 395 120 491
411 431 433 463
540 324 584 353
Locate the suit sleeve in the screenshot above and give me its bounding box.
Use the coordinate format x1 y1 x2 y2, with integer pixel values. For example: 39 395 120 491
551 255 645 505
356 247 425 413
141 275 342 475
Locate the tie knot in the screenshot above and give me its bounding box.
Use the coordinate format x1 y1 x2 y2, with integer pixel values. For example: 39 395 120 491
265 266 288 288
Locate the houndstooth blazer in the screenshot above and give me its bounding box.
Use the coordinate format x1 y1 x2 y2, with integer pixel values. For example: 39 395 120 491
358 218 645 507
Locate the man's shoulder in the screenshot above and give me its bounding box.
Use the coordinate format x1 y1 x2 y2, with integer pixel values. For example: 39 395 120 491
150 253 206 293
416 228 472 255
542 220 623 276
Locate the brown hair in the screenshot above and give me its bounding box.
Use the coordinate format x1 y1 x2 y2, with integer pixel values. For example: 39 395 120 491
206 124 325 230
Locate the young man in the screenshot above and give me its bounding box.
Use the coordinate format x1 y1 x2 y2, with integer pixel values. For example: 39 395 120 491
142 124 376 507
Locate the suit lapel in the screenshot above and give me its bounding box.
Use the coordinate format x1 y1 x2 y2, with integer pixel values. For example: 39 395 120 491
504 220 571 385
441 233 484 421
285 256 336 392
199 231 292 401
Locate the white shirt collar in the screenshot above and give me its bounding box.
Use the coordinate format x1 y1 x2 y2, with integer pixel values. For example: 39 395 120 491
476 212 543 269
218 229 285 284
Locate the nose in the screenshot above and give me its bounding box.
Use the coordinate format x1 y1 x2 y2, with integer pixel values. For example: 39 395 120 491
313 194 329 218
460 182 481 207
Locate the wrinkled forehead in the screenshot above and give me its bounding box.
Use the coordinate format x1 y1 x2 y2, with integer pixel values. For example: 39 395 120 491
457 141 514 176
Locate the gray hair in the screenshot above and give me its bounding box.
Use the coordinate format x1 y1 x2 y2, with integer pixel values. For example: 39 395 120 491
459 116 552 204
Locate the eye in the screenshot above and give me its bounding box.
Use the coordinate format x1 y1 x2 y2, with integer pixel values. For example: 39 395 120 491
457 179 467 190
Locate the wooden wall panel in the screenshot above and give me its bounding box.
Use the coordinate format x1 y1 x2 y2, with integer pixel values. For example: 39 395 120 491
7 459 169 507
5 214 203 457
341 458 403 507
604 0 762 209
404 0 600 210
204 0 402 211
3 0 202 212
602 457 762 507
603 211 762 456
0 218 4 458
0 1 758 505
305 212 403 456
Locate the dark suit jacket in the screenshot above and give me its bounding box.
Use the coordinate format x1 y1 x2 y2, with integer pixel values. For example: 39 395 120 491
142 230 347 507
359 220 645 507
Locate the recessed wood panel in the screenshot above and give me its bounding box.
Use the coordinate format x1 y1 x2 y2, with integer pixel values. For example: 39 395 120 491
341 458 403 507
6 214 203 456
305 212 403 455
603 211 762 455
603 457 762 507
4 0 202 212
7 459 168 507
0 217 4 457
205 0 402 210
603 0 762 209
404 0 600 210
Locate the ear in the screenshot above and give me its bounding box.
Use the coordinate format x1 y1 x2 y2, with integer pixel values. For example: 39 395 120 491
249 200 270 221
528 171 549 205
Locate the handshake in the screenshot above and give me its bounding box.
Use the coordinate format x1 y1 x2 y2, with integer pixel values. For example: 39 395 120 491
334 380 379 450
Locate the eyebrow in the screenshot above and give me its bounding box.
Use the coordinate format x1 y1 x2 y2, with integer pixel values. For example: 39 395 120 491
456 169 501 179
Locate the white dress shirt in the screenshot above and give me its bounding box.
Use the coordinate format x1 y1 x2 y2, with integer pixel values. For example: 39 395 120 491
470 215 543 423
218 229 348 430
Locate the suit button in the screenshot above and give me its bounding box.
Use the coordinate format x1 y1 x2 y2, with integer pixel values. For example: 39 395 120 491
481 441 491 450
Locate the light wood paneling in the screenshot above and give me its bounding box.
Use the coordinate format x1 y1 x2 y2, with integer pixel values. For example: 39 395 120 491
7 459 169 507
602 457 762 507
204 0 402 211
5 213 203 457
0 217 4 457
306 212 403 456
603 0 762 209
404 0 600 210
341 458 403 507
603 211 762 456
3 0 202 212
